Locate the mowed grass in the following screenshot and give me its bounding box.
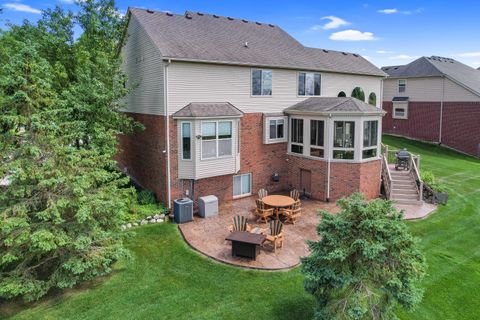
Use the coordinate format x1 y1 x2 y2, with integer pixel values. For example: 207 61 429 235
1 135 479 320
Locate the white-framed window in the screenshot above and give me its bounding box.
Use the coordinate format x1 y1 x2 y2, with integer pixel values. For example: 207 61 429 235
251 69 272 96
290 118 304 154
362 120 378 159
298 72 321 96
310 120 324 158
181 122 192 160
398 79 406 93
264 116 287 143
201 121 233 159
393 104 408 119
333 121 355 160
233 173 252 197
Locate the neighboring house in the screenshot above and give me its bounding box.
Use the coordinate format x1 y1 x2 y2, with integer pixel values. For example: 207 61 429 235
382 56 480 157
117 8 387 208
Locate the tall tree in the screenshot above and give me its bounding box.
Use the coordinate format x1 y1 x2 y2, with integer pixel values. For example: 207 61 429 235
301 194 426 320
0 0 137 301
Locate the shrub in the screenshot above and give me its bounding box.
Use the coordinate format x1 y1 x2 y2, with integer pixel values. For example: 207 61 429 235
137 189 157 205
421 170 447 193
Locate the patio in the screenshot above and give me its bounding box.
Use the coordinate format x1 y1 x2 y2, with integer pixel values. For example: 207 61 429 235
178 195 339 270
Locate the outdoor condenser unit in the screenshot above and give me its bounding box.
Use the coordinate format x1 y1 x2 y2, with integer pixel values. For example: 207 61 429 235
173 198 193 224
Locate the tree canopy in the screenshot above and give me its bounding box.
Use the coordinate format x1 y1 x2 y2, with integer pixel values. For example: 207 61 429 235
0 0 138 301
301 193 426 320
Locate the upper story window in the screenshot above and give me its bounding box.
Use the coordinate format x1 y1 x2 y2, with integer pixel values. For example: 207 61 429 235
252 69 272 96
298 72 321 96
363 120 378 159
398 79 406 93
201 121 233 159
310 120 324 158
290 118 304 154
333 121 355 159
181 122 192 160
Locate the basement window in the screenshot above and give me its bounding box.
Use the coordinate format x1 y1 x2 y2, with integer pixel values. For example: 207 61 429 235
393 103 408 119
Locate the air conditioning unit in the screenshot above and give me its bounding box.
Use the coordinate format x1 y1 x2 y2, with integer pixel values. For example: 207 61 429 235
173 198 193 224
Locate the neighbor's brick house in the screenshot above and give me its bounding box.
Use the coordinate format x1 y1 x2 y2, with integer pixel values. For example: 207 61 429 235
117 8 387 208
382 56 480 157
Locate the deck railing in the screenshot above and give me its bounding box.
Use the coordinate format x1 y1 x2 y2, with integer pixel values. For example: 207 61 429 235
381 154 392 199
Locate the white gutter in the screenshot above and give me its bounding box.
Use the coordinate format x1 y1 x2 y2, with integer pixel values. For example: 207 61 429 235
439 76 445 144
164 59 172 209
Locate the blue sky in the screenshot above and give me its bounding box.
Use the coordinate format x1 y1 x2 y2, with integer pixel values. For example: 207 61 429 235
1 0 479 68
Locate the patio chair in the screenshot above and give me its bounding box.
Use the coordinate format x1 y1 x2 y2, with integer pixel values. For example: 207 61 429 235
258 188 268 199
282 202 302 225
228 215 251 232
254 199 274 223
290 189 301 207
265 219 284 252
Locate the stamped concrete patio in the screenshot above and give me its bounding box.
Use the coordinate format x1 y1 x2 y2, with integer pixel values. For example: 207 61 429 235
178 194 436 270
178 196 339 270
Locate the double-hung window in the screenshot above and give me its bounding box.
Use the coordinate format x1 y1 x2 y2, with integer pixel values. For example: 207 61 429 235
310 120 324 158
290 118 304 154
201 121 233 159
252 69 272 96
269 118 284 139
398 79 406 93
181 122 192 160
362 120 378 159
298 72 321 96
233 173 252 197
333 121 355 159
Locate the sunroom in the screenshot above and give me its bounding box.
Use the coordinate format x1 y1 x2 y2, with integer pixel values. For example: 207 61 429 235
283 97 385 162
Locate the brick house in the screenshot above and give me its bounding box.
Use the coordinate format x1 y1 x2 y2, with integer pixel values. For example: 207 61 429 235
117 8 387 208
382 56 480 157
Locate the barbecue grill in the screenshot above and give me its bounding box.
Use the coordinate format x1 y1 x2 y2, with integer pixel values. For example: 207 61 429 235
395 149 410 171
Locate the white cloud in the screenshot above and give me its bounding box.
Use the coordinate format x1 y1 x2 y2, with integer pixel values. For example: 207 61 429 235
58 0 74 3
330 29 377 41
362 55 371 61
389 54 419 60
471 62 480 68
3 3 41 14
377 50 394 54
458 52 480 57
378 8 398 14
320 16 350 30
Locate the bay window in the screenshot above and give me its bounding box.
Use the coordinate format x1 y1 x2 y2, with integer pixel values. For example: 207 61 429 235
310 120 324 158
252 69 272 96
290 118 304 154
362 120 378 159
298 72 321 96
333 121 355 159
181 122 192 160
201 121 233 159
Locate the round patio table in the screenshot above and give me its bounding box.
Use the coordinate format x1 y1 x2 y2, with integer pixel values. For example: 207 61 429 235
262 195 296 219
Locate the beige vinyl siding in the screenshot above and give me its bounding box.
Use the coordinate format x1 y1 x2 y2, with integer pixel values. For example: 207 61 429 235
121 15 165 114
383 77 480 102
167 61 383 116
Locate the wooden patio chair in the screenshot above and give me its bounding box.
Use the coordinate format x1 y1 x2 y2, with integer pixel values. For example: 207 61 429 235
290 189 301 207
258 188 268 199
254 199 274 223
265 219 284 252
228 215 251 232
282 202 302 225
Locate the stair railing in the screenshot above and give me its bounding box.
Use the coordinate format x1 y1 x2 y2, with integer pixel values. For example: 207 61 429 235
381 154 392 200
409 154 423 201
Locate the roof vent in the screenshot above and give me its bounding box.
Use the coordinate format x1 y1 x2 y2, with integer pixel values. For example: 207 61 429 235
268 24 275 27
185 13 192 19
394 67 399 70
197 12 203 16
242 19 248 23
213 14 219 18
322 49 329 53
227 17 234 20
166 12 173 16
146 9 154 14
353 53 359 57
244 42 248 48
342 52 348 55
255 22 262 25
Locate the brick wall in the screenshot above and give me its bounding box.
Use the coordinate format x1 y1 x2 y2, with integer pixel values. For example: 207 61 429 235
382 101 480 157
285 156 328 200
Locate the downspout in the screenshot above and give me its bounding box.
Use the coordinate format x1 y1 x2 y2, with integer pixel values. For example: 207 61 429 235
164 59 172 209
439 76 445 144
326 114 332 202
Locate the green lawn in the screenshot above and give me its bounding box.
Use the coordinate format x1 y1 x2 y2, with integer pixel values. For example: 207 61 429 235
2 135 479 320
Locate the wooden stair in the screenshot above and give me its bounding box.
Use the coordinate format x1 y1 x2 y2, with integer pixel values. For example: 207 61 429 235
390 169 422 204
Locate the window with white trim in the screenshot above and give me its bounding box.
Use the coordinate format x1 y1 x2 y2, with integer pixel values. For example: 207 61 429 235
233 173 252 197
310 120 324 158
298 72 321 96
333 121 355 159
363 120 378 159
398 79 406 93
252 69 272 96
264 116 288 144
201 121 233 159
393 104 408 119
290 118 304 154
181 122 192 160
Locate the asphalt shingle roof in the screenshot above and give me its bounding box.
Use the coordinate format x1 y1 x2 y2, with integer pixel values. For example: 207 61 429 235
382 56 480 97
128 8 386 77
284 97 385 115
172 102 244 118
